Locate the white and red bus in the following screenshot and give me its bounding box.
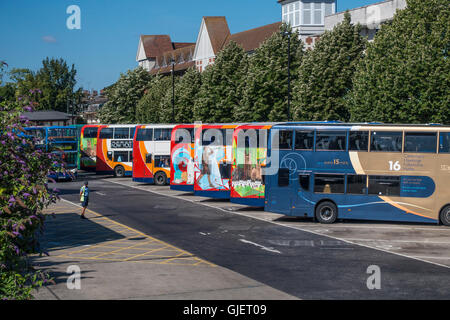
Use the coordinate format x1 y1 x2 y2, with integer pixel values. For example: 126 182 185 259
96 124 137 177
132 124 175 185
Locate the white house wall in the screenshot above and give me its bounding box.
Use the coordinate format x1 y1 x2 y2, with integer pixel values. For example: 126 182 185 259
193 19 216 70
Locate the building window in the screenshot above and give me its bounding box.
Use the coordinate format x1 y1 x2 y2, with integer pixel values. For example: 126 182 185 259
283 1 301 27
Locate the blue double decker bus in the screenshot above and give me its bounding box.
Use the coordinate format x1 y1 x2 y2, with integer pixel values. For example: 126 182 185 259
264 123 450 226
24 126 79 181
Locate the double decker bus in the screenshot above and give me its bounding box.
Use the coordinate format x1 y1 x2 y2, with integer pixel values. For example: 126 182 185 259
79 124 100 171
132 124 175 185
170 124 195 191
96 124 136 177
264 123 450 226
24 126 79 181
193 123 239 199
230 123 272 206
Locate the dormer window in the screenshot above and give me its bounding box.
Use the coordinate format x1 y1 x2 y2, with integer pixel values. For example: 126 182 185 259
282 1 335 27
282 1 300 26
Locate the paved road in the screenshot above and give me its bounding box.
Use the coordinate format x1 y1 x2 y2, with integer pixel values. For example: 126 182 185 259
54 174 450 299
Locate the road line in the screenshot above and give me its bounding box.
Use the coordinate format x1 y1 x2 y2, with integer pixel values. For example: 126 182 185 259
239 239 282 254
105 179 450 270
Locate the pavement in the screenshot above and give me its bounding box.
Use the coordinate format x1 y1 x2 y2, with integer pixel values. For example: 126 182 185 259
32 200 298 300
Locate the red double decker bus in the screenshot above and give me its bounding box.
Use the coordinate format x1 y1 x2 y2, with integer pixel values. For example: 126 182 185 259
170 124 195 191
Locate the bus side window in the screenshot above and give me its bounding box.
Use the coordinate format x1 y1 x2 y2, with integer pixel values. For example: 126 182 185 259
278 131 293 150
439 132 450 153
107 151 113 161
146 153 152 164
278 168 290 187
299 174 310 191
349 131 369 151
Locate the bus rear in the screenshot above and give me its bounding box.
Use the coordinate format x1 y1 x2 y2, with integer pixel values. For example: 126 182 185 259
132 124 174 185
193 124 238 199
47 126 79 181
230 124 273 206
96 125 136 177
79 124 100 171
170 124 195 191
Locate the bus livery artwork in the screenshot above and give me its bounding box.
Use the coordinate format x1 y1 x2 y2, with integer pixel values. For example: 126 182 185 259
230 124 272 207
264 123 450 225
79 124 100 171
194 124 238 199
170 124 195 191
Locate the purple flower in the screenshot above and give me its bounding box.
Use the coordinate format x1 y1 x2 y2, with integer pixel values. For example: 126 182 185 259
23 193 31 199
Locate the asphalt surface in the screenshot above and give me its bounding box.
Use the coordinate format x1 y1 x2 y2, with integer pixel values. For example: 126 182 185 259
53 174 450 299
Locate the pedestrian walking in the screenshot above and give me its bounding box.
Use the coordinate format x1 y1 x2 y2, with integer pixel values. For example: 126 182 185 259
80 181 90 219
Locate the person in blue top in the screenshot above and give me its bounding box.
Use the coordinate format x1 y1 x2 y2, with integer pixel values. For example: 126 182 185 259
80 181 90 219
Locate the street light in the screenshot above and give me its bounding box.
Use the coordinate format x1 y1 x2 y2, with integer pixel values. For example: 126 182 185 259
282 30 292 122
170 57 175 123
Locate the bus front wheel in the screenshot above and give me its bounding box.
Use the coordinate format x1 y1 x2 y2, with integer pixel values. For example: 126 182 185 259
439 205 450 226
154 171 167 186
315 201 338 224
114 165 125 178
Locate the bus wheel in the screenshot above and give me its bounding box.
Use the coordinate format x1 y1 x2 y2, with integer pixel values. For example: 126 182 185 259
114 165 125 178
439 205 450 226
154 172 167 186
315 201 338 224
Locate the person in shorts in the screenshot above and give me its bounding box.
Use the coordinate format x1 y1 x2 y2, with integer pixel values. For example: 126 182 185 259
80 181 90 219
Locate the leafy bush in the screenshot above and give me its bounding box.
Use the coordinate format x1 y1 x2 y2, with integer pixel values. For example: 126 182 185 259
0 90 59 299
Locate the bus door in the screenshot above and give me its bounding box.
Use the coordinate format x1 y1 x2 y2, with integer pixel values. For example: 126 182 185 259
293 172 313 215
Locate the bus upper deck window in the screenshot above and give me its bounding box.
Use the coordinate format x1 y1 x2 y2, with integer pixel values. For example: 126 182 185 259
136 128 153 141
316 131 346 151
349 131 369 151
278 130 293 150
154 128 172 141
295 131 314 150
439 132 450 153
114 128 130 139
99 128 113 139
370 131 402 152
404 132 437 153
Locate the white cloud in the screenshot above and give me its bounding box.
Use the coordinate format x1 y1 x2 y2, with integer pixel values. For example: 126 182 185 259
42 35 57 43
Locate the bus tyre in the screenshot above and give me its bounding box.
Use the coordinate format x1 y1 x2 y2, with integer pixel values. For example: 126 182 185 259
439 205 450 226
114 165 125 178
315 201 338 224
154 172 167 186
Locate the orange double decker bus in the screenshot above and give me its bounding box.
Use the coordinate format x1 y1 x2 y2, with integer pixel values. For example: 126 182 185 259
96 124 137 177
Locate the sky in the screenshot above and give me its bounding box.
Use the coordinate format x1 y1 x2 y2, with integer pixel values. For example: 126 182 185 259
0 0 380 91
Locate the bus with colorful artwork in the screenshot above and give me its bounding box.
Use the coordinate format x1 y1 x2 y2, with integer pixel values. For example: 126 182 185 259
194 123 239 198
170 124 195 191
230 123 273 206
96 124 136 177
79 124 100 171
264 123 450 226
132 124 175 185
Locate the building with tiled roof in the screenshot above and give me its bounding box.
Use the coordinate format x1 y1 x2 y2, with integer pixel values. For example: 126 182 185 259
137 16 283 75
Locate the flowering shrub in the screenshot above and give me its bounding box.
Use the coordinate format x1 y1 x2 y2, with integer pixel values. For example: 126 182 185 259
0 91 60 299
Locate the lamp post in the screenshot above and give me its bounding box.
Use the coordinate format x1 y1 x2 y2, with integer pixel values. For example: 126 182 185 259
170 58 175 123
282 30 292 122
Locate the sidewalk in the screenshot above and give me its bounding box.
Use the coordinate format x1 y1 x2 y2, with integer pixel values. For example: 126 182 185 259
32 200 298 300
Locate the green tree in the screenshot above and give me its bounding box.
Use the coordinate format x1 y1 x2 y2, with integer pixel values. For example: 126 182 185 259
99 67 152 123
348 0 450 124
237 24 304 122
14 58 81 113
159 67 202 123
293 12 367 121
194 41 248 122
135 75 171 123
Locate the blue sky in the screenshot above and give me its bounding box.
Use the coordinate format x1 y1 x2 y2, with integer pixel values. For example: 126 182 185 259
0 0 379 91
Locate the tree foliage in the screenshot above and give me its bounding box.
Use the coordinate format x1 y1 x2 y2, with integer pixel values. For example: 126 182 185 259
237 23 304 122
135 75 172 123
14 58 82 113
194 41 248 122
99 67 152 124
348 0 450 124
293 12 366 121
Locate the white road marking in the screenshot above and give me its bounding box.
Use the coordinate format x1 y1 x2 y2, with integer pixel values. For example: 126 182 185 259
104 180 450 269
96 192 106 196
239 239 282 254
